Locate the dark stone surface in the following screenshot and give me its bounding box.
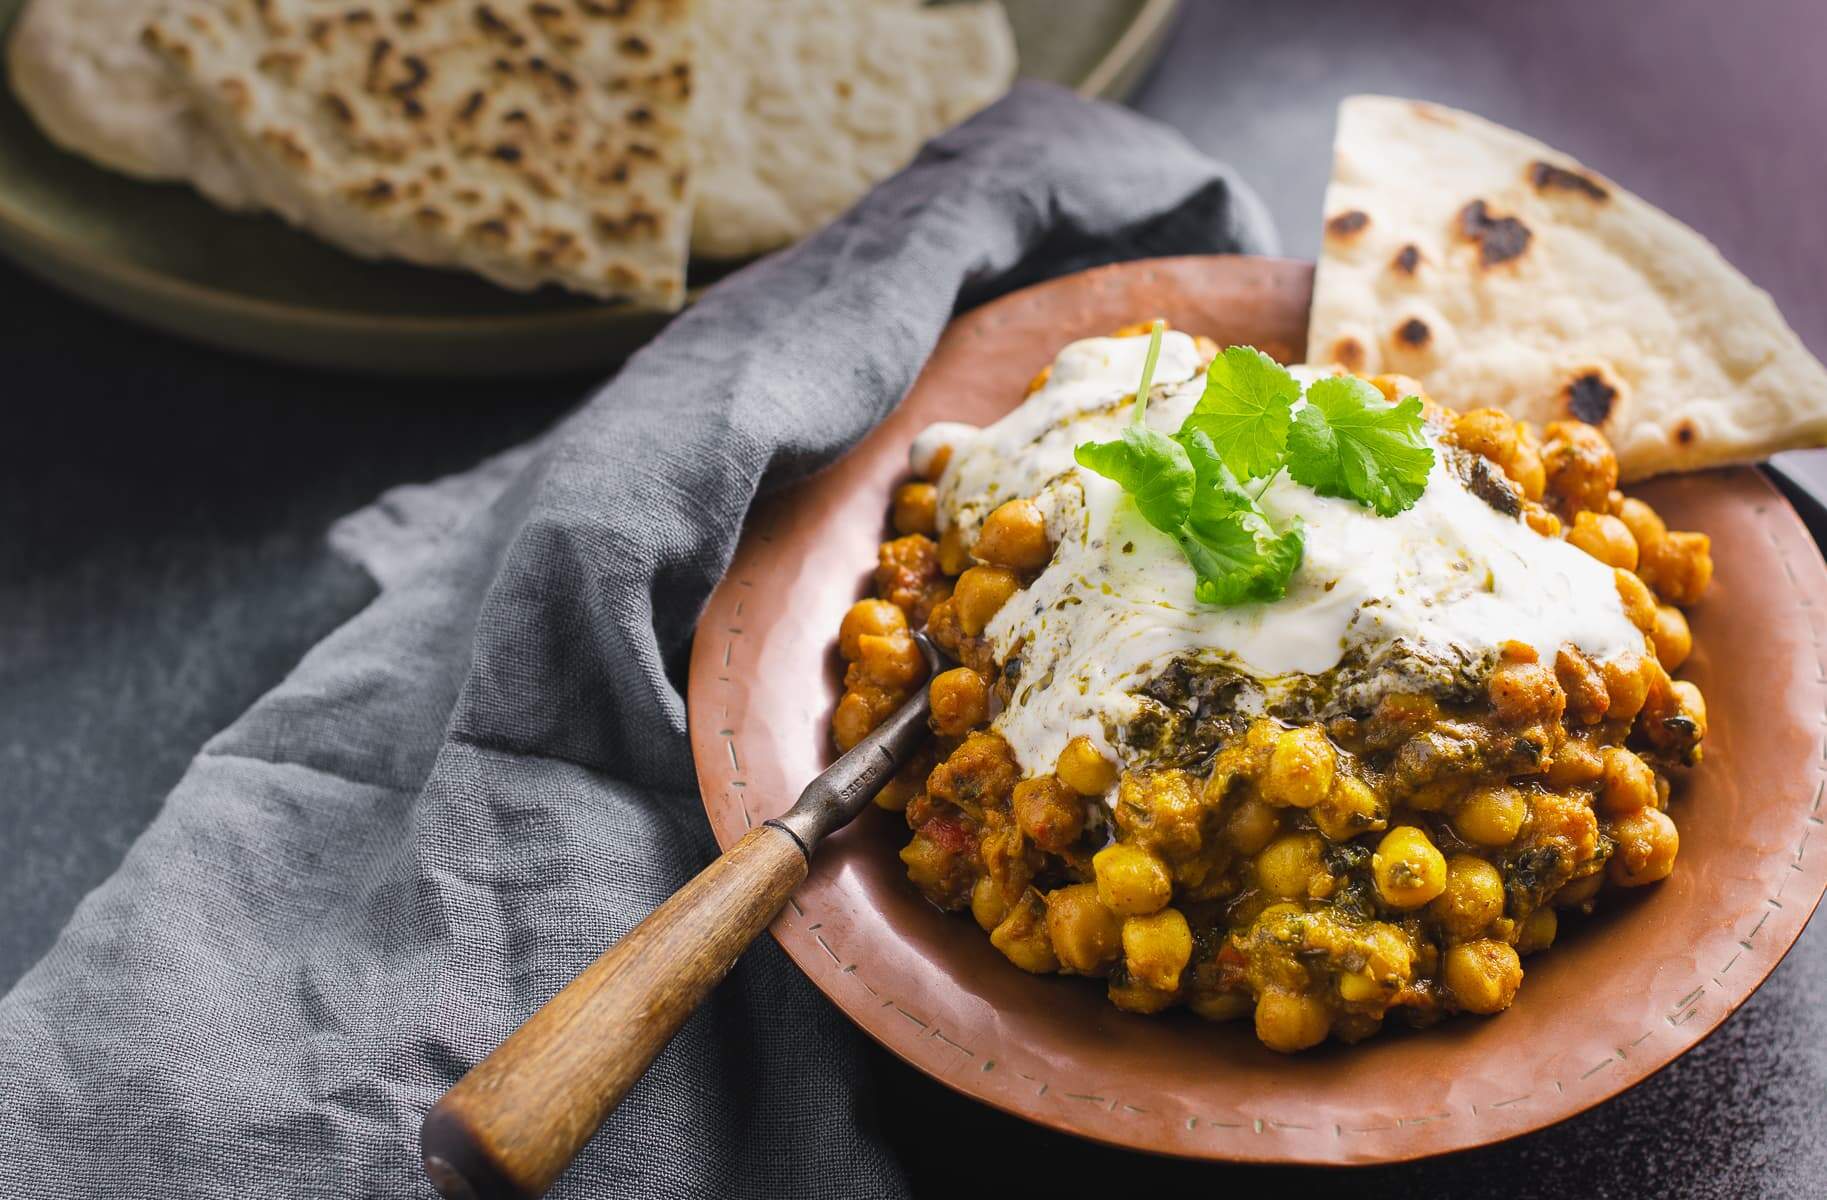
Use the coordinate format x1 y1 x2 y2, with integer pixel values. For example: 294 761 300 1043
2 0 1824 1193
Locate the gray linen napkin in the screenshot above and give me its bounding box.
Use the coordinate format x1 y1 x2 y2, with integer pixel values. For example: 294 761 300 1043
0 83 1274 1198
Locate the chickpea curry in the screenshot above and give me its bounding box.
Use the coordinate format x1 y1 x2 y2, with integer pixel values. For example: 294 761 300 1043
831 325 1712 1053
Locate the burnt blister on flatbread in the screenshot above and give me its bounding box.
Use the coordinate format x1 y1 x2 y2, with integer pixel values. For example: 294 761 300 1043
1528 160 1609 202
1395 317 1431 348
1392 243 1421 275
1458 199 1532 267
1562 369 1619 425
1326 209 1370 239
1329 336 1367 371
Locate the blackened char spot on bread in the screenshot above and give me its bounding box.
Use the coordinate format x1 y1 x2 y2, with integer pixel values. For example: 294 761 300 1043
1675 419 1697 445
1326 210 1370 239
1330 336 1366 371
1396 317 1430 348
1564 370 1618 424
1392 244 1420 275
1529 160 1609 201
1458 199 1532 267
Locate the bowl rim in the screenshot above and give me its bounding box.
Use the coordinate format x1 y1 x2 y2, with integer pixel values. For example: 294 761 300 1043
686 252 1827 1164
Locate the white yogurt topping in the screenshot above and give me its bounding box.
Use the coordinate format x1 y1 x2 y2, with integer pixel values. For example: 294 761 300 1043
924 333 1645 777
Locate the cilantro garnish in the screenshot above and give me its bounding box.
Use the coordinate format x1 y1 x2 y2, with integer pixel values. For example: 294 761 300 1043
1178 429 1307 605
1071 322 1435 607
1180 345 1300 480
1286 375 1435 517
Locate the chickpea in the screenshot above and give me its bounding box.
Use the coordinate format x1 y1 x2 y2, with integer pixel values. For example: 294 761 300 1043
953 565 1020 636
1056 737 1118 796
1608 807 1679 886
1511 428 1547 501
926 731 1019 808
929 667 988 737
1640 671 1706 758
1553 871 1604 910
1555 648 1610 725
873 753 927 812
892 482 939 536
990 889 1058 973
1600 653 1651 724
1224 795 1282 856
1093 843 1173 916
1115 769 1205 862
875 534 940 615
1454 783 1528 847
1255 989 1331 1053
1567 511 1639 570
1516 906 1558 955
838 599 907 661
1614 568 1658 633
1372 826 1448 909
832 691 874 751
1261 726 1337 809
1256 832 1326 901
1310 775 1384 842
1369 373 1428 405
920 443 955 482
1650 605 1693 669
1430 855 1506 942
854 632 923 691
1616 497 1667 550
1443 939 1523 1014
1599 746 1658 814
1337 969 1382 1005
1045 883 1123 974
898 832 952 894
1542 419 1619 517
1522 502 1562 538
1545 737 1605 788
1108 978 1177 1014
1012 776 1085 853
937 523 973 576
1638 530 1713 605
1190 991 1253 1022
1123 908 1194 991
1671 680 1708 739
971 873 1015 932
1488 659 1566 725
1346 922 1416 1000
1453 408 1520 467
974 498 1052 569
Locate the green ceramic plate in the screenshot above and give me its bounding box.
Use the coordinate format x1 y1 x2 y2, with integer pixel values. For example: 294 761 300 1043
0 0 1179 375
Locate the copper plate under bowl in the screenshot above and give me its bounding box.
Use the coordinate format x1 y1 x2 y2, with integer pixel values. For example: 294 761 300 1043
686 254 1827 1164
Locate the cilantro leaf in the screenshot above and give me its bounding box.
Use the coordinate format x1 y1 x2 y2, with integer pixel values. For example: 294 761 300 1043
1175 429 1305 605
1074 422 1193 536
1178 517 1306 606
1286 375 1435 516
1180 346 1301 480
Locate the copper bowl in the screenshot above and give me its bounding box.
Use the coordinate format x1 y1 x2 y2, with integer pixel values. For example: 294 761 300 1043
686 255 1827 1163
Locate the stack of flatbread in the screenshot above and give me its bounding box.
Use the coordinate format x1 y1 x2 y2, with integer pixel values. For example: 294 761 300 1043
1309 95 1827 480
7 0 1016 308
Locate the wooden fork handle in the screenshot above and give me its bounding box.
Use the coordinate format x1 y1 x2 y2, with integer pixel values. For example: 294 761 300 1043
420 823 809 1200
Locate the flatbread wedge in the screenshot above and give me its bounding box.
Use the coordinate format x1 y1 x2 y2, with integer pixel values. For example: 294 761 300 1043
1308 95 1827 481
141 0 698 308
6 0 255 206
689 0 1015 259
